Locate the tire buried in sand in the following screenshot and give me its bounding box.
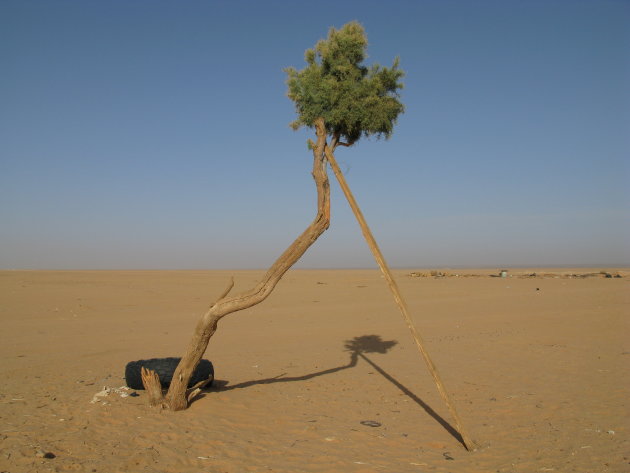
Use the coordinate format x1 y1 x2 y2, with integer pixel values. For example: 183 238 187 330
125 358 214 390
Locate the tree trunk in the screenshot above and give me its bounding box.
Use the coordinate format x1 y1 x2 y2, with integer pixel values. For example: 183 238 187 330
143 118 331 410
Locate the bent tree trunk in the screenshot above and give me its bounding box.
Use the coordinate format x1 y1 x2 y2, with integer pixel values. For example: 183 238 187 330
143 118 331 410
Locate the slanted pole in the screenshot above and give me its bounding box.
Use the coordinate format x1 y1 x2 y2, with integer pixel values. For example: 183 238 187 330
324 145 477 451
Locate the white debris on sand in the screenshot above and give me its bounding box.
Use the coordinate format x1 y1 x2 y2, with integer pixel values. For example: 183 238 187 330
90 386 136 404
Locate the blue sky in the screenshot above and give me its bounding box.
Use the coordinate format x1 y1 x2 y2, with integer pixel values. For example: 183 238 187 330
1 0 628 269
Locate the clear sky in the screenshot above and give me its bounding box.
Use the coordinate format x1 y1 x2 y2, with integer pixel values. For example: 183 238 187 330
1 0 628 269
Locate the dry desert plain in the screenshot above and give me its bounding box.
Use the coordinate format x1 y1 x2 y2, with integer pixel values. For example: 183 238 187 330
0 268 628 473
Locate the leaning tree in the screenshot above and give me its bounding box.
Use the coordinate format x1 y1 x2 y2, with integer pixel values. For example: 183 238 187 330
141 21 405 411
141 20 476 451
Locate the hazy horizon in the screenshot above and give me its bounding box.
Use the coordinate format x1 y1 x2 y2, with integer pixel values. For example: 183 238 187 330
1 263 627 272
2 1 628 270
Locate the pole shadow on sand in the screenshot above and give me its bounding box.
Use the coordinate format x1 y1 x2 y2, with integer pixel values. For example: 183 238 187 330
210 334 464 446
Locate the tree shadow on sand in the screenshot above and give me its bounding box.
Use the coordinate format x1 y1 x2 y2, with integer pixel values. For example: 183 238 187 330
211 335 464 447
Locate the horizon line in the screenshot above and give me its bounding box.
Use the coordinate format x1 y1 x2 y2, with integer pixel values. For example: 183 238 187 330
1 263 628 272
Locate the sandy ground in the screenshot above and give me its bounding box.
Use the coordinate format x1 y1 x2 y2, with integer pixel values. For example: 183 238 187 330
1 268 628 473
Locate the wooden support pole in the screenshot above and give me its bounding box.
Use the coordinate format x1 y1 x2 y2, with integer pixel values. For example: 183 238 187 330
324 145 477 451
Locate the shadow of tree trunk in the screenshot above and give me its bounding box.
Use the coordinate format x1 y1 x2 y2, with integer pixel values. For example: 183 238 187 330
212 334 465 448
221 350 359 390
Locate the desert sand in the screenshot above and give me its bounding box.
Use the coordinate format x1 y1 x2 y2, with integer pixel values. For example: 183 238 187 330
1 268 628 472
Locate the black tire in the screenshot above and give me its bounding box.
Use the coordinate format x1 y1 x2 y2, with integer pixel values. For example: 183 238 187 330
125 357 214 390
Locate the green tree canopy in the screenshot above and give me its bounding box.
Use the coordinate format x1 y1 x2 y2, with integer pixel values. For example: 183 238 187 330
285 21 405 145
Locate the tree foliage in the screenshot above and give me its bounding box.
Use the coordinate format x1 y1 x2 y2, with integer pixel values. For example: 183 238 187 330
285 21 404 145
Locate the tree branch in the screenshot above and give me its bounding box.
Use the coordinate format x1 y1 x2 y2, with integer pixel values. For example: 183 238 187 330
330 132 355 151
141 367 167 409
186 376 214 403
209 277 234 309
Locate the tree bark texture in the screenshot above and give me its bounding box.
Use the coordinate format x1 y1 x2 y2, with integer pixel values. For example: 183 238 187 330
144 118 331 410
